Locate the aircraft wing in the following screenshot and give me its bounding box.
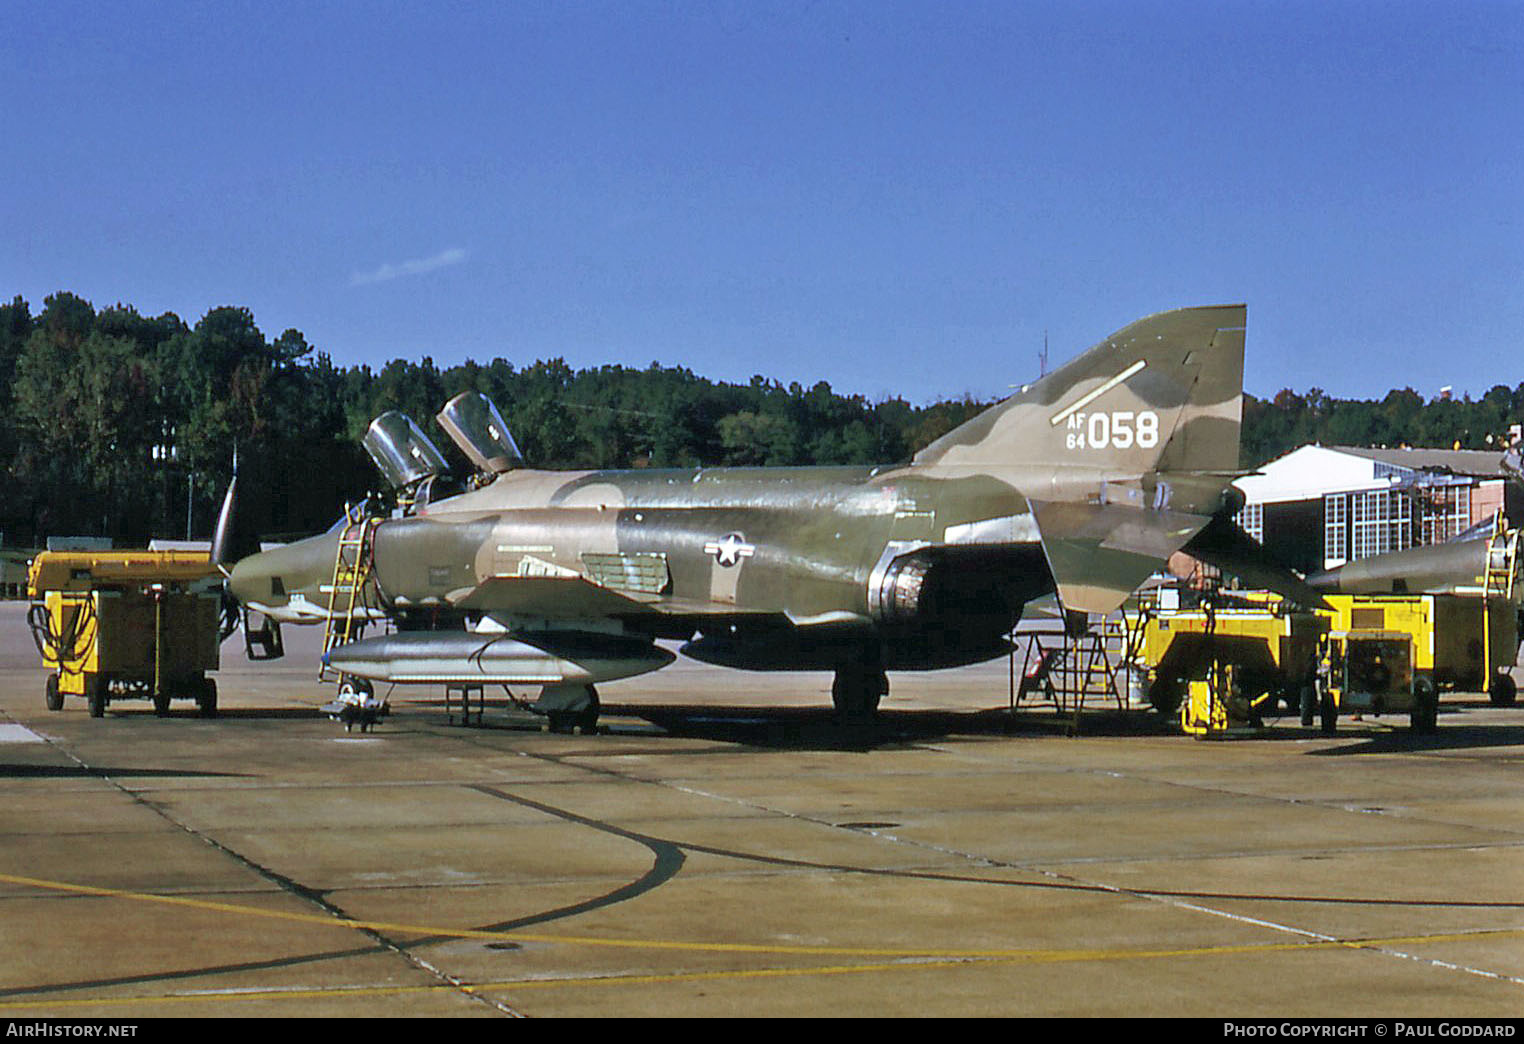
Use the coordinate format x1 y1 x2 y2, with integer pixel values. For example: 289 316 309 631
1183 515 1331 608
1031 501 1213 614
446 575 662 616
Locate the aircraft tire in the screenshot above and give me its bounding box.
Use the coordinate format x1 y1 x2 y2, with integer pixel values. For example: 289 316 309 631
546 711 585 734
546 686 600 734
832 668 885 722
577 686 601 733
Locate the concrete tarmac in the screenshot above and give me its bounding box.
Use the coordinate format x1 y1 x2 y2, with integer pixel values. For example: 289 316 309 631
1 602 1522 1018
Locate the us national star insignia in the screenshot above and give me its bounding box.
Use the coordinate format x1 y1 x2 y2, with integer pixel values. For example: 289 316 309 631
704 532 756 568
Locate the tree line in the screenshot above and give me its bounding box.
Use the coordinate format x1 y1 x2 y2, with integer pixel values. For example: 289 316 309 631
2 292 1519 546
0 292 986 544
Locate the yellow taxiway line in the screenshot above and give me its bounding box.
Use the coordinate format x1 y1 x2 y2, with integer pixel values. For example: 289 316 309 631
1 869 1520 1012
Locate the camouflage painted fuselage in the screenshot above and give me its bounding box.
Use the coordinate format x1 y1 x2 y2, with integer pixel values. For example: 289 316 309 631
237 465 1024 667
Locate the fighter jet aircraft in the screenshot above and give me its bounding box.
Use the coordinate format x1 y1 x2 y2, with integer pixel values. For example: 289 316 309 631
225 304 1260 729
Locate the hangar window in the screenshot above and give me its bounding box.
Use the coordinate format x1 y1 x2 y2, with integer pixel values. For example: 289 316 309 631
1351 489 1412 561
1324 494 1347 567
1237 502 1263 544
1420 485 1471 545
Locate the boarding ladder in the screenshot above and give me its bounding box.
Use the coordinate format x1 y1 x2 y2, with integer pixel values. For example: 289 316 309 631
319 509 380 681
1484 515 1518 600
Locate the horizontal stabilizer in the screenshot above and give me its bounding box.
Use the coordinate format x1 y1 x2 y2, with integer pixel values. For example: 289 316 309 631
1032 501 1212 614
1183 516 1331 608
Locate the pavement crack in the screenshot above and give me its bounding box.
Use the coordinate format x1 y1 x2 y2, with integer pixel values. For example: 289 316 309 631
21 728 525 1018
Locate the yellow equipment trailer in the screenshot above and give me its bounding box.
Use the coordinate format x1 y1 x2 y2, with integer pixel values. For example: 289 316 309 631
1134 589 1512 736
1134 593 1328 735
1313 626 1432 734
1321 593 1518 707
27 552 224 718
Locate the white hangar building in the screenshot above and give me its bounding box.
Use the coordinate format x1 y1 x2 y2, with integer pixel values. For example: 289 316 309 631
1231 445 1521 574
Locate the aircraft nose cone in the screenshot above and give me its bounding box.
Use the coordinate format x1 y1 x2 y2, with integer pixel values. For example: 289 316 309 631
227 555 267 608
1305 566 1340 592
226 531 341 614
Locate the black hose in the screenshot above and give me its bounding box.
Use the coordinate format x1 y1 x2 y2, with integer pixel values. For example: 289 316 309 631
27 596 95 664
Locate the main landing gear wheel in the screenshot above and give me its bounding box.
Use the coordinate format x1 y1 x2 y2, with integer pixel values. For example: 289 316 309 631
831 667 887 723
540 684 600 734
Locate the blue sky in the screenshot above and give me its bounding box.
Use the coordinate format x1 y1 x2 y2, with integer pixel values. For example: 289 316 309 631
4 0 1521 404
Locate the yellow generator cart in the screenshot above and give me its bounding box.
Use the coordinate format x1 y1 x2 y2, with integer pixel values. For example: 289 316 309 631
27 552 223 718
1314 628 1432 733
1321 593 1518 709
1134 594 1329 735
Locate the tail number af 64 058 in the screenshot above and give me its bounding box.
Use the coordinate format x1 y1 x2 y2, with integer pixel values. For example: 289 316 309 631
1065 411 1159 451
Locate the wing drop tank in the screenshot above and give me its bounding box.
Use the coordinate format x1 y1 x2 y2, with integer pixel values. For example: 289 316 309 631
325 630 674 685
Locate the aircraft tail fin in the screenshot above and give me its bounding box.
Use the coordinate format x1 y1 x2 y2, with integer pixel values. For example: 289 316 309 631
913 304 1245 477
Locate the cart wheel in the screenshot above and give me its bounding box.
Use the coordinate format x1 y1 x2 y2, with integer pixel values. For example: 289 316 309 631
1412 676 1439 733
1490 673 1517 707
1281 688 1300 715
1319 687 1337 735
1299 682 1316 727
1147 676 1183 716
197 678 218 718
45 676 62 712
87 676 107 718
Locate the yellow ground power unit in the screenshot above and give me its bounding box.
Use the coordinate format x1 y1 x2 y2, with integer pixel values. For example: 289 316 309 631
1135 589 1514 737
1133 593 1328 736
27 551 224 718
1311 626 1431 734
1320 593 1517 707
